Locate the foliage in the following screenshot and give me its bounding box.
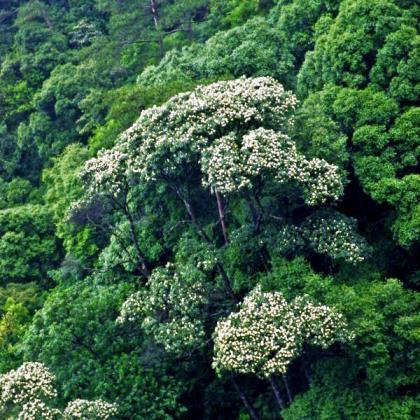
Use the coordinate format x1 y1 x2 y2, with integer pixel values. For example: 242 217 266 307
0 205 61 285
138 17 295 89
20 279 187 418
0 282 43 372
0 0 418 418
282 277 420 419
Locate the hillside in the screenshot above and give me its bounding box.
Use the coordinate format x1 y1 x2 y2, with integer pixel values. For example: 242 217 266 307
0 1 419 419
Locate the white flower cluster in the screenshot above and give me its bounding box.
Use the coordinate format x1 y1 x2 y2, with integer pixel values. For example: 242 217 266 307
274 213 369 264
19 399 60 420
0 362 117 420
196 253 218 272
63 399 118 419
116 291 143 324
201 128 343 203
275 225 305 254
201 132 250 192
118 263 208 354
81 148 129 198
298 158 344 205
70 20 101 47
212 285 351 378
0 362 57 407
301 214 369 264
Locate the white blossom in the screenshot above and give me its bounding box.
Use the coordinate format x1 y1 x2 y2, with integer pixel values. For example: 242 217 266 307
0 363 117 420
80 77 342 206
274 213 369 264
301 213 369 263
63 399 118 419
0 362 57 408
80 148 129 198
201 127 343 203
118 263 208 354
18 399 60 420
213 285 352 378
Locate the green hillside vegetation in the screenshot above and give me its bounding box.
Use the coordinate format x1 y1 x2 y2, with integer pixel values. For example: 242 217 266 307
0 0 418 418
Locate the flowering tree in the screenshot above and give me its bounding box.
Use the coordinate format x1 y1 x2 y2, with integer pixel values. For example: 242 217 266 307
78 77 364 283
0 362 117 419
0 362 58 420
76 77 368 417
213 286 352 409
69 20 101 48
300 212 369 264
213 286 351 377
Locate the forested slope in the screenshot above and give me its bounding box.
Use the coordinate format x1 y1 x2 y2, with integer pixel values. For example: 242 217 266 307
0 1 418 419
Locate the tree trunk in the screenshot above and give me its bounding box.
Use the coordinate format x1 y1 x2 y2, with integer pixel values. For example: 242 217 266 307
216 262 238 303
232 378 260 420
174 186 211 243
301 353 311 384
150 0 164 56
174 186 237 302
215 190 228 244
282 374 293 404
124 202 150 278
269 377 285 411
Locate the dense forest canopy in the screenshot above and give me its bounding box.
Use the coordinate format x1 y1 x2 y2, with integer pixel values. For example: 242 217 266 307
0 0 419 418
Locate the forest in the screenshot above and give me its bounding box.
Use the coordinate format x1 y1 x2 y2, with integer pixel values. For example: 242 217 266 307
0 0 419 419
